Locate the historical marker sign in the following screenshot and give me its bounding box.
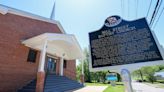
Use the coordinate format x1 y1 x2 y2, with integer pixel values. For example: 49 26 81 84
89 16 164 72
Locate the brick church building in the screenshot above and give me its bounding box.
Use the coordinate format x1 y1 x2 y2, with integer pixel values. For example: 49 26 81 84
0 4 84 92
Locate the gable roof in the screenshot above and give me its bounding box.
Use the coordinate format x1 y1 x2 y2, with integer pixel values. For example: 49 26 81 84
0 4 66 33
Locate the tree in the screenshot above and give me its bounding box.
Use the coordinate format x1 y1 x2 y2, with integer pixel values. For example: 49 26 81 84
158 65 164 71
116 73 122 82
76 48 108 83
90 72 99 83
132 69 144 82
76 48 91 82
76 63 82 81
132 65 162 83
141 66 160 83
83 48 91 82
97 71 108 83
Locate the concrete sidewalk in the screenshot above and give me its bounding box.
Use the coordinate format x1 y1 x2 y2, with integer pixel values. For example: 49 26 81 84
71 86 108 92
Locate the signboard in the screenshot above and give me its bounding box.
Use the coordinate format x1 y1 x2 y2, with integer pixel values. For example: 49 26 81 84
89 16 164 72
106 73 117 81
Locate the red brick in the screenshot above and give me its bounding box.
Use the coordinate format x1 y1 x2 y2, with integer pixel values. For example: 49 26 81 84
63 60 76 80
0 13 76 92
36 72 45 92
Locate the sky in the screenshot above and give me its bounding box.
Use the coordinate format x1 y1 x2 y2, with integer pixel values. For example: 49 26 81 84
0 0 164 50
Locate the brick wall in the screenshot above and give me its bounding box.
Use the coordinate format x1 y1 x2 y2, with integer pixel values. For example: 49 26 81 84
0 13 64 92
63 60 76 80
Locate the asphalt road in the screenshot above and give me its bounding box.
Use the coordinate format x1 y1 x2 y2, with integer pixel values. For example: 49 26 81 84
132 82 164 92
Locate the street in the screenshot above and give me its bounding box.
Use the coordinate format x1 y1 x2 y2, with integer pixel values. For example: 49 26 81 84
132 82 164 92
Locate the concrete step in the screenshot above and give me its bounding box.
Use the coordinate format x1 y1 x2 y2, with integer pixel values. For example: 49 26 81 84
17 74 83 92
17 88 35 92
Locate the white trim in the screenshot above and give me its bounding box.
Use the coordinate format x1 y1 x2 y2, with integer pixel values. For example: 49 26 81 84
0 4 66 33
22 33 83 60
56 21 67 34
0 5 8 15
72 35 84 59
47 54 58 59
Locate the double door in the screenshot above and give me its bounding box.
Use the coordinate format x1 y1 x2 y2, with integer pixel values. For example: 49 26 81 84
46 56 56 74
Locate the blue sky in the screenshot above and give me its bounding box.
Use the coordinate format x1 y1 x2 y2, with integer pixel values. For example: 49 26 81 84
1 0 164 49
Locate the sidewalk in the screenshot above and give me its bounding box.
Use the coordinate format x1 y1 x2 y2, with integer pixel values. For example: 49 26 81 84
72 86 108 92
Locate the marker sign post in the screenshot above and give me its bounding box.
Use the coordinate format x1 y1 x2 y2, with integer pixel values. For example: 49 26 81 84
106 73 117 86
89 16 164 92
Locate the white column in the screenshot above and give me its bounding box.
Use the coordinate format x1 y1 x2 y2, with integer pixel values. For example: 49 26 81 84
60 55 64 76
38 40 48 72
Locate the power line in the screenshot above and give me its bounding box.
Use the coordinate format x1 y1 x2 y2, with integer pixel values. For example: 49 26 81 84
149 0 160 26
153 2 164 29
146 0 152 19
150 0 162 27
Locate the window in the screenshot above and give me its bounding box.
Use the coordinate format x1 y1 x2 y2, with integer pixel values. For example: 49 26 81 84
27 49 37 63
64 60 67 68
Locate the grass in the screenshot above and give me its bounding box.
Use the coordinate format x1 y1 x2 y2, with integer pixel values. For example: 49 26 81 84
103 85 124 92
85 82 125 92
